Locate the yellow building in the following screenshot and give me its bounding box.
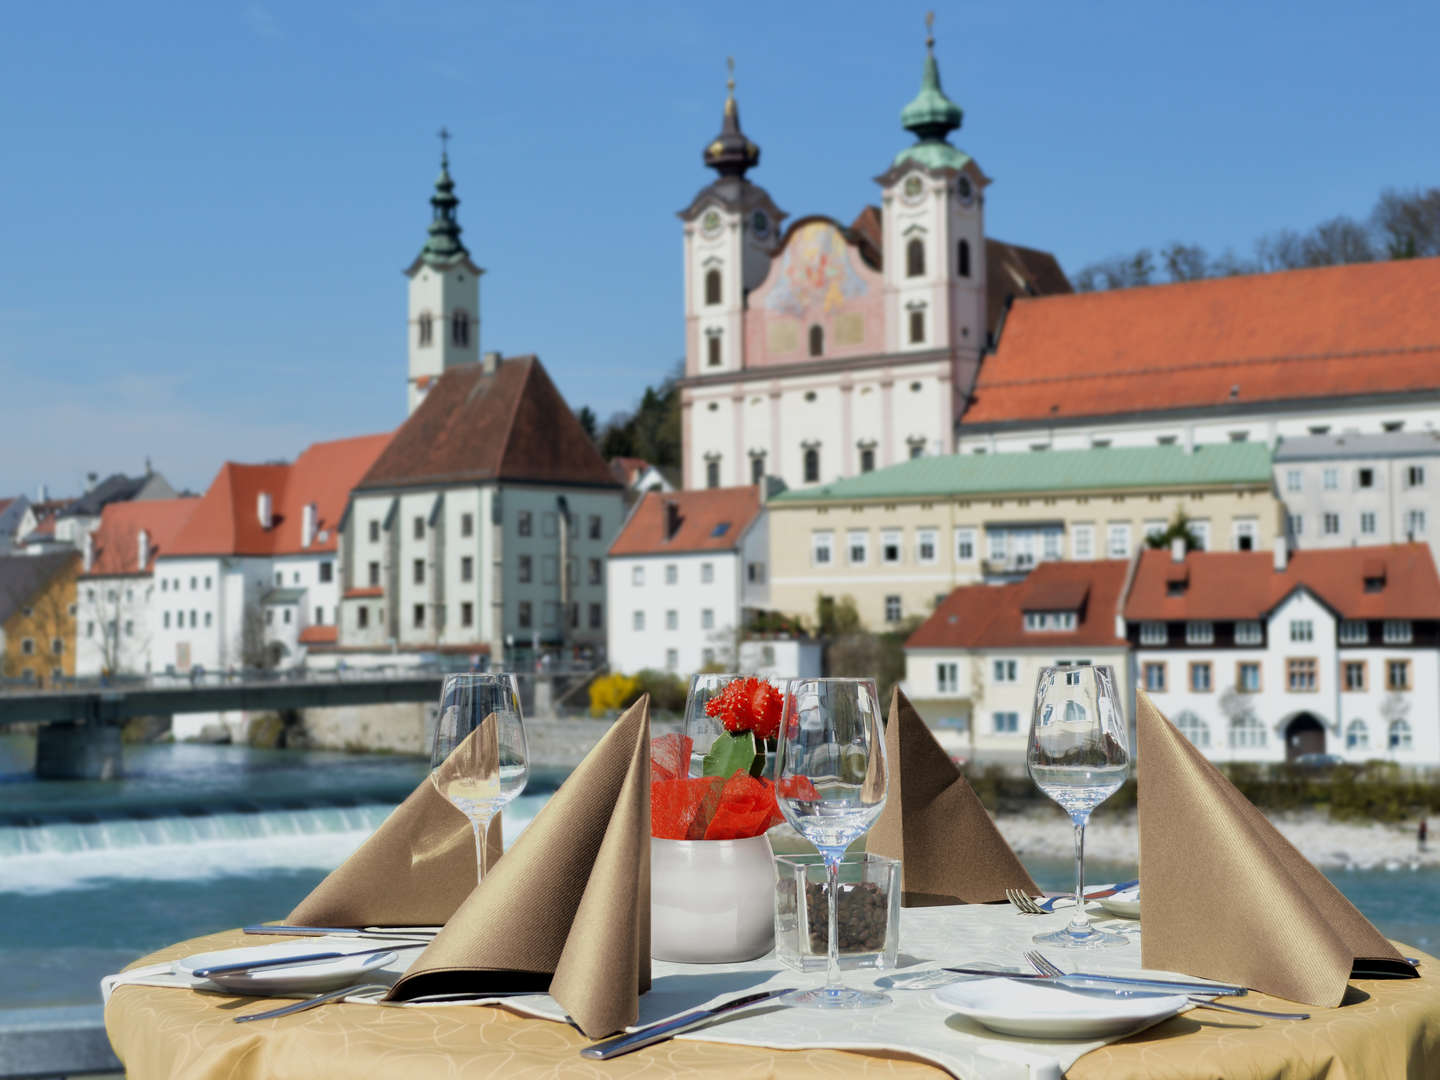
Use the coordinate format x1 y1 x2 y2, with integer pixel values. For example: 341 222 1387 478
765 443 1281 631
0 551 79 686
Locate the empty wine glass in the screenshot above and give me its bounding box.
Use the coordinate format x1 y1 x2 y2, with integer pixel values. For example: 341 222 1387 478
430 672 529 885
1026 664 1130 948
775 678 889 1009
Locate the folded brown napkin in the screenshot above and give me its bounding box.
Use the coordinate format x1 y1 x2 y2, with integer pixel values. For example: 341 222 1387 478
388 695 651 1038
287 731 503 927
1137 689 1413 1007
868 688 1038 905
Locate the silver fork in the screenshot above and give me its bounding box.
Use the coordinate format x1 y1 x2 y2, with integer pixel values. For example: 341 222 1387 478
1023 951 1310 1021
1005 888 1046 915
234 983 390 1023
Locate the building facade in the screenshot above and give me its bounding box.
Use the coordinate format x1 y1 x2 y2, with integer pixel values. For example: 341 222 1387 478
678 32 1067 493
765 443 1282 631
0 551 79 686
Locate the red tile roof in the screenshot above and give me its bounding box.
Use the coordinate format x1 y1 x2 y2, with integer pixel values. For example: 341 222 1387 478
166 433 391 558
298 625 338 645
906 560 1131 650
1124 543 1440 622
609 486 763 557
83 498 197 576
359 357 618 491
965 256 1440 426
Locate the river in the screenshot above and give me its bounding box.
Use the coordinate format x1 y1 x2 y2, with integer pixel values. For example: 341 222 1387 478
2 735 1436 1009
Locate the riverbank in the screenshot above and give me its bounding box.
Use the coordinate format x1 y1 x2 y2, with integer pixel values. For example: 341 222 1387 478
996 806 1436 872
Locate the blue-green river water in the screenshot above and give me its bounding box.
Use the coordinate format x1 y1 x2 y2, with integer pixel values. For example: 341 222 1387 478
1 735 1436 1009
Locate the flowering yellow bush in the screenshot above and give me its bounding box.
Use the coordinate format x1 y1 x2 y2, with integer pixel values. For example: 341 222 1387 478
589 672 640 717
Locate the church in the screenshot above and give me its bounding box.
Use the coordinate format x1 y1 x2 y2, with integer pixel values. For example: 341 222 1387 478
677 24 1069 492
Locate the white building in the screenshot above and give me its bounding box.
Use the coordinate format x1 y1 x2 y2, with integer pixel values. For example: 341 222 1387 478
1274 432 1439 565
1125 541 1440 764
607 486 784 676
902 559 1134 762
678 34 1067 492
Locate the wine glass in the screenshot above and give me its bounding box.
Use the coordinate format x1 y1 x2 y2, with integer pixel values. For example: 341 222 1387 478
774 678 889 1009
430 672 530 885
1026 664 1130 948
682 672 743 776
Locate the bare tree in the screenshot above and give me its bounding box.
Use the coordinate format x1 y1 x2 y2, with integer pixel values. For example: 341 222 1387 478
1161 242 1210 282
237 600 282 671
1373 187 1440 259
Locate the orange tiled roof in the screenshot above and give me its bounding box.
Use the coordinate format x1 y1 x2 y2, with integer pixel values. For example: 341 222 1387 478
166 432 392 558
298 625 338 645
906 560 1130 650
1124 543 1440 622
964 257 1440 426
84 498 196 576
609 486 762 557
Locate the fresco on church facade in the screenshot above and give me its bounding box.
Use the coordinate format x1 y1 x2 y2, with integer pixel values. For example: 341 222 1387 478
764 221 869 316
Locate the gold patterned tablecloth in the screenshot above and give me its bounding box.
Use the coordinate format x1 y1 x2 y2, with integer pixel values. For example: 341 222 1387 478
106 929 1440 1079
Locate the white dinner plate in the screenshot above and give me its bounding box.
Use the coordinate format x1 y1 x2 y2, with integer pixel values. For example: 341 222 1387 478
932 977 1186 1040
176 943 397 995
1098 884 1141 919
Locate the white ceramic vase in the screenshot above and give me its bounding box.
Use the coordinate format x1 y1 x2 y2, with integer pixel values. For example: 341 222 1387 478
651 834 776 963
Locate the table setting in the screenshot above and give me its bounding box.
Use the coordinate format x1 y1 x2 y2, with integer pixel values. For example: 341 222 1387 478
100 668 1440 1079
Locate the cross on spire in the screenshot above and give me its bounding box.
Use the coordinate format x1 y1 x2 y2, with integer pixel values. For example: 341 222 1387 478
925 10 935 50
438 126 451 166
726 55 735 96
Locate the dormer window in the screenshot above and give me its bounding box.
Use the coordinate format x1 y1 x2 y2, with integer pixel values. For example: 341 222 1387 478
1185 620 1214 645
704 269 722 306
417 312 433 347
1384 619 1414 644
1024 611 1076 631
451 310 469 347
1140 622 1167 646
906 238 925 278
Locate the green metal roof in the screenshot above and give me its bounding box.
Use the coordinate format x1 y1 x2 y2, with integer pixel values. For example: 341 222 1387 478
771 444 1274 504
417 154 470 269
892 33 965 173
892 142 971 172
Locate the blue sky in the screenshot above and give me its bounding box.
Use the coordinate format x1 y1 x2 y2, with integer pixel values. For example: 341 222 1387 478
2 1 1437 496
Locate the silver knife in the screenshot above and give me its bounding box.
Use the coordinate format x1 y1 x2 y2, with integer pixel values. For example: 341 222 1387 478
242 925 437 939
193 943 416 979
580 988 792 1060
943 968 1247 997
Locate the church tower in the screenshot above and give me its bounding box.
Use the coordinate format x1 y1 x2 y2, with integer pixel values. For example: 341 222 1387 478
405 131 484 415
875 16 989 415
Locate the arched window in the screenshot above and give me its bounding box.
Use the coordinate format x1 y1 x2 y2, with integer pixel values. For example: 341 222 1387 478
907 238 925 278
958 239 971 278
451 310 469 347
750 454 765 485
808 324 823 357
1229 713 1265 748
1389 718 1413 750
417 312 433 347
706 334 722 367
1175 710 1210 748
705 269 722 306
859 446 875 473
1345 719 1368 750
803 447 820 483
908 309 925 344
705 459 720 489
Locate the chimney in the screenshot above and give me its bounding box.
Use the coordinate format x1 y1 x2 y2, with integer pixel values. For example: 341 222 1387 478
1170 536 1185 563
301 502 318 548
1273 535 1288 572
82 530 94 573
1182 426 1195 455
137 528 150 569
37 482 48 502
482 350 502 374
257 491 273 530
664 499 681 540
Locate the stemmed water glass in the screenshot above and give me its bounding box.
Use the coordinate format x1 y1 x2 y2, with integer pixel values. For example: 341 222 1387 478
430 672 530 885
774 677 889 1009
1026 664 1130 948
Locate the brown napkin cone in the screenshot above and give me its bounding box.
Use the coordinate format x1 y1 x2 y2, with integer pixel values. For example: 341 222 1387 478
387 695 651 1039
1137 690 1411 1007
868 687 1038 905
287 721 503 928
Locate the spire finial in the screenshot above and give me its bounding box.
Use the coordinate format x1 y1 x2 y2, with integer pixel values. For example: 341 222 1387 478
925 10 935 50
724 56 736 117
437 125 451 167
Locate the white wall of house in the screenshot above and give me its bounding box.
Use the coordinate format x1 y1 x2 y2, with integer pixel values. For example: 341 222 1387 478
75 574 153 676
737 637 823 681
607 550 740 676
1275 453 1438 565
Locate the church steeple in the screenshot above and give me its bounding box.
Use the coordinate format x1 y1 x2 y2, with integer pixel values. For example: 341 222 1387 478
418 127 470 268
702 57 760 180
894 13 969 172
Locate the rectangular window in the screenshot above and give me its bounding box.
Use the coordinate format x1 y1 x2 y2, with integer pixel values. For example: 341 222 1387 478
811 532 834 566
1143 662 1166 692
1234 620 1262 645
664 564 678 585
1143 519 1167 542
747 562 765 583
937 662 958 693
987 528 1007 561
1288 514 1304 537
163 612 171 629
1383 619 1413 643
413 516 424 541
916 529 938 564
460 601 474 628
848 530 869 565
368 520 380 542
1322 512 1341 536
882 531 902 564
701 562 714 584
1140 622 1168 646
459 555 473 582
632 610 644 632
1407 508 1428 536
1343 661 1366 691
954 527 976 561
665 609 678 630
631 565 644 587
539 513 556 538
1339 620 1368 644
1071 524 1094 560
992 712 1020 734
1285 469 1302 493
1042 529 1063 561
1360 511 1377 535
1190 662 1212 692
588 558 602 585
412 559 425 585
1407 465 1426 488
992 659 1018 683
1107 523 1131 558
1357 468 1375 489
1388 659 1411 690
1233 519 1257 551
1190 520 1211 550
665 648 679 670
517 555 533 584
412 603 425 628
1290 620 1313 643
1186 621 1214 645
589 515 602 540
368 561 380 587
517 511 532 537
316 561 332 584
1323 468 1338 490
885 595 902 623
452 512 471 539
1022 611 1076 631
357 606 369 629
542 557 558 585
518 601 532 629
1287 657 1317 691
701 609 715 630
589 602 602 629
275 571 283 586
1238 662 1261 692
190 610 197 627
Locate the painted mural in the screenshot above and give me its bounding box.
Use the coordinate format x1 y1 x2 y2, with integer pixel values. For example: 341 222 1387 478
763 222 869 316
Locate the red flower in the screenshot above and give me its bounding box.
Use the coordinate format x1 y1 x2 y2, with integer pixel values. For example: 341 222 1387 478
704 676 783 739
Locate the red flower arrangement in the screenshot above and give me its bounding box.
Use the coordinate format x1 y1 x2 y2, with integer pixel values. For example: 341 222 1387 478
703 676 784 741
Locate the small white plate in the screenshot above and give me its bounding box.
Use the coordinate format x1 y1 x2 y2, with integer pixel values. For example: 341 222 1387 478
1098 885 1141 919
932 977 1185 1040
176 943 396 995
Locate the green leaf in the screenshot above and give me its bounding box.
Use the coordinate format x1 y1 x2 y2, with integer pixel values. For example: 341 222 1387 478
702 731 756 779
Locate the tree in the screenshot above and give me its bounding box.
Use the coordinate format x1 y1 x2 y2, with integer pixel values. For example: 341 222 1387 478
814 594 862 637
1161 242 1210 282
576 405 598 443
237 600 283 671
593 362 684 468
1071 249 1155 292
1144 510 1203 553
1372 187 1440 259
